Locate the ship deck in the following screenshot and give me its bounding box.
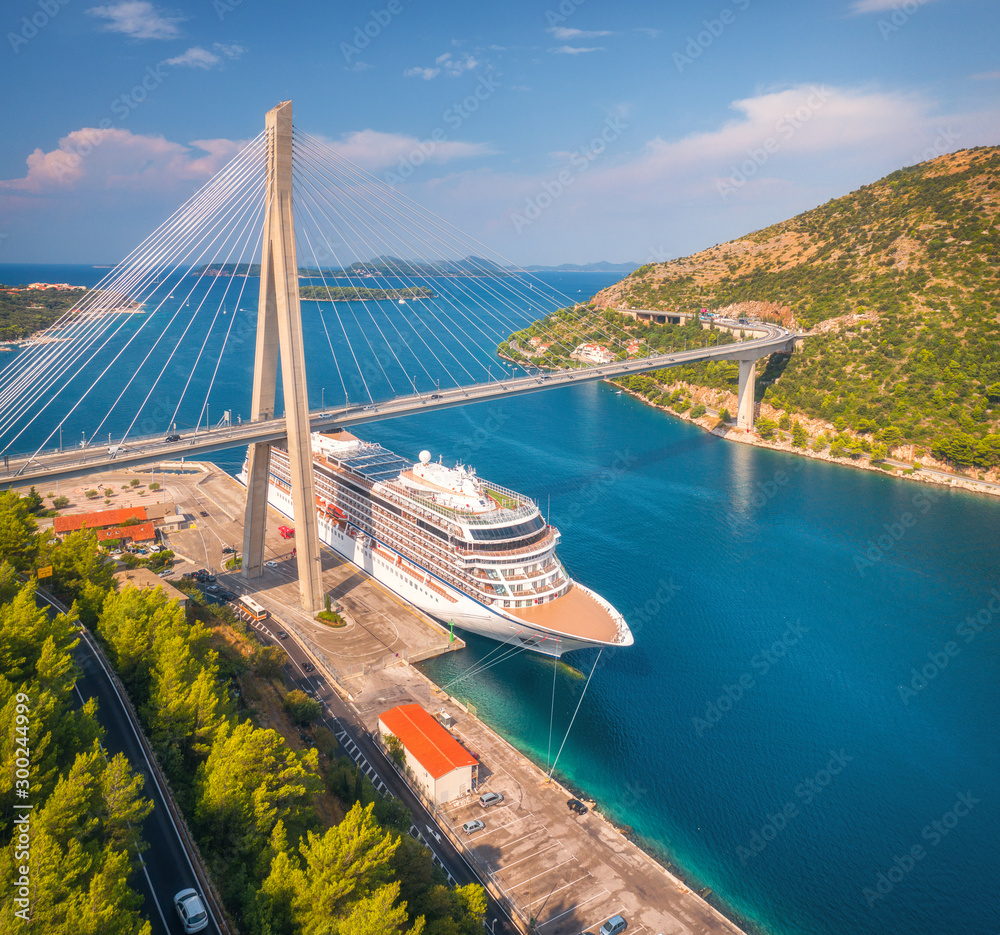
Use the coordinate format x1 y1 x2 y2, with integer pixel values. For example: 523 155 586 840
510 583 619 644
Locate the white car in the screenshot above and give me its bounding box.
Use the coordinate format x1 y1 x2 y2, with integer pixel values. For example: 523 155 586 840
265 560 278 568
173 888 209 933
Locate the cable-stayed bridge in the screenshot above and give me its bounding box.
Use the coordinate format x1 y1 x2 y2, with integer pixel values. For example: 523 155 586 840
0 101 795 610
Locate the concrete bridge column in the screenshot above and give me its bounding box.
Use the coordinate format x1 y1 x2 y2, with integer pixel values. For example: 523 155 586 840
736 358 757 431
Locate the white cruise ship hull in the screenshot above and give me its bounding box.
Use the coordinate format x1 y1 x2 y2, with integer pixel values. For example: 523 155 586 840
260 478 612 657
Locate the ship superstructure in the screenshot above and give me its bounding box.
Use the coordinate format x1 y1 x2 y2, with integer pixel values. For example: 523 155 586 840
244 430 632 656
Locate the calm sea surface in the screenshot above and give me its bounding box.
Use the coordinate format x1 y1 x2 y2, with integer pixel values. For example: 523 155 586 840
3 264 998 935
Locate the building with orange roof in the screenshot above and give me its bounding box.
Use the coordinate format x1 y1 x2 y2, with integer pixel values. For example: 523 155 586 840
378 703 478 804
54 506 147 534
95 522 156 544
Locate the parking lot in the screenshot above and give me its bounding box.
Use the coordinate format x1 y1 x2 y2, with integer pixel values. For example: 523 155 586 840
354 664 747 935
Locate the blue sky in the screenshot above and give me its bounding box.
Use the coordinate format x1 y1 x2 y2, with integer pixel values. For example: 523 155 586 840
1 0 998 265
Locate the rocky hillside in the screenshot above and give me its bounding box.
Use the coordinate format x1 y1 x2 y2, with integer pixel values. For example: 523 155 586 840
593 146 1000 469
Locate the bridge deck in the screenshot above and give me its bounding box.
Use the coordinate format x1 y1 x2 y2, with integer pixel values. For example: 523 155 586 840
0 324 795 490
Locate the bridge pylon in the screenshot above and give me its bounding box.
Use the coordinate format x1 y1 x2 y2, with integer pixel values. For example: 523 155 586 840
242 100 324 612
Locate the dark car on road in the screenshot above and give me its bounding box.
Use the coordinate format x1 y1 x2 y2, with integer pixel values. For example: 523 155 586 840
277 630 288 639
165 434 181 442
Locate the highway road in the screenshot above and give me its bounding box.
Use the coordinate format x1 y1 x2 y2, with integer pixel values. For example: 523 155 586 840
241 611 520 935
0 323 795 489
33 587 226 935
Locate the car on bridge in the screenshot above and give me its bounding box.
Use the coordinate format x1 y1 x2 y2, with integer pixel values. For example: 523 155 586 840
165 434 181 442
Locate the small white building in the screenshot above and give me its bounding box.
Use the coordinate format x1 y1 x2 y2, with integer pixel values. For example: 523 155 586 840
378 704 478 805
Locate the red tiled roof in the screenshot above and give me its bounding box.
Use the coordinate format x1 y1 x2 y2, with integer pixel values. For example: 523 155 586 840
95 522 156 542
379 704 476 780
54 507 147 533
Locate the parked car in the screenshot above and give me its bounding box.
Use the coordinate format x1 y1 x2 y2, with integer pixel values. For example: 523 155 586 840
479 792 504 809
567 798 588 815
173 888 209 933
218 591 236 602
599 915 627 935
462 819 485 835
205 574 216 582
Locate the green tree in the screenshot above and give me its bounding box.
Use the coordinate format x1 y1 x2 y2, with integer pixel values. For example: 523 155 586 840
193 720 322 867
283 689 323 725
791 421 809 448
0 490 39 569
756 417 777 440
52 495 70 509
253 644 287 678
719 408 731 424
85 489 98 500
384 733 406 769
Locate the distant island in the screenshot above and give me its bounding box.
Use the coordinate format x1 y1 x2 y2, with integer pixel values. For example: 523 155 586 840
512 261 640 273
0 284 87 341
299 285 436 301
193 255 509 279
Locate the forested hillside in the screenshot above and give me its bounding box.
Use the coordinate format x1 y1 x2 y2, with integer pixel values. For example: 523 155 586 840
591 146 1000 468
0 491 485 935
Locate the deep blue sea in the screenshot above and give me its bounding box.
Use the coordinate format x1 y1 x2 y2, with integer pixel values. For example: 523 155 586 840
3 264 998 935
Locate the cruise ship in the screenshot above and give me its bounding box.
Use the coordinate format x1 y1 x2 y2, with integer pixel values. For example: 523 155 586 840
243 431 633 657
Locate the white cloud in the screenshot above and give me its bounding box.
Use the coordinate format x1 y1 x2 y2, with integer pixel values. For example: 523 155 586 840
972 70 1000 80
850 0 938 12
404 52 478 80
547 27 615 39
86 1 184 39
165 46 218 69
311 129 497 171
391 84 1000 263
634 27 660 37
404 66 440 80
165 42 244 69
551 45 604 55
0 128 246 194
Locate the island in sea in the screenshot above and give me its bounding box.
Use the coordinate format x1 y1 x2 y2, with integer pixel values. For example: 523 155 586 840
298 285 436 302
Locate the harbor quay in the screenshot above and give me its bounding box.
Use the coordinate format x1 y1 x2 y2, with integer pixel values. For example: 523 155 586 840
26 460 750 935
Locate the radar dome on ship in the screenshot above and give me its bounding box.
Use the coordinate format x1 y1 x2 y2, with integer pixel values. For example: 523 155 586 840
419 450 431 464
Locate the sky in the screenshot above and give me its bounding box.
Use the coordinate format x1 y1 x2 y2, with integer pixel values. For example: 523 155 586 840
0 0 998 266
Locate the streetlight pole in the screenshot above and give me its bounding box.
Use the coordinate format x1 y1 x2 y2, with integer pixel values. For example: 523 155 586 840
321 387 325 410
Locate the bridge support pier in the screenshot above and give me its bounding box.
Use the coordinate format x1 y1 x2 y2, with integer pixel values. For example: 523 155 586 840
241 100 324 613
736 358 757 432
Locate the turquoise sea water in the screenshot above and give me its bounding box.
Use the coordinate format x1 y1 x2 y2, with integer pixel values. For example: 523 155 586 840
2 264 998 935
